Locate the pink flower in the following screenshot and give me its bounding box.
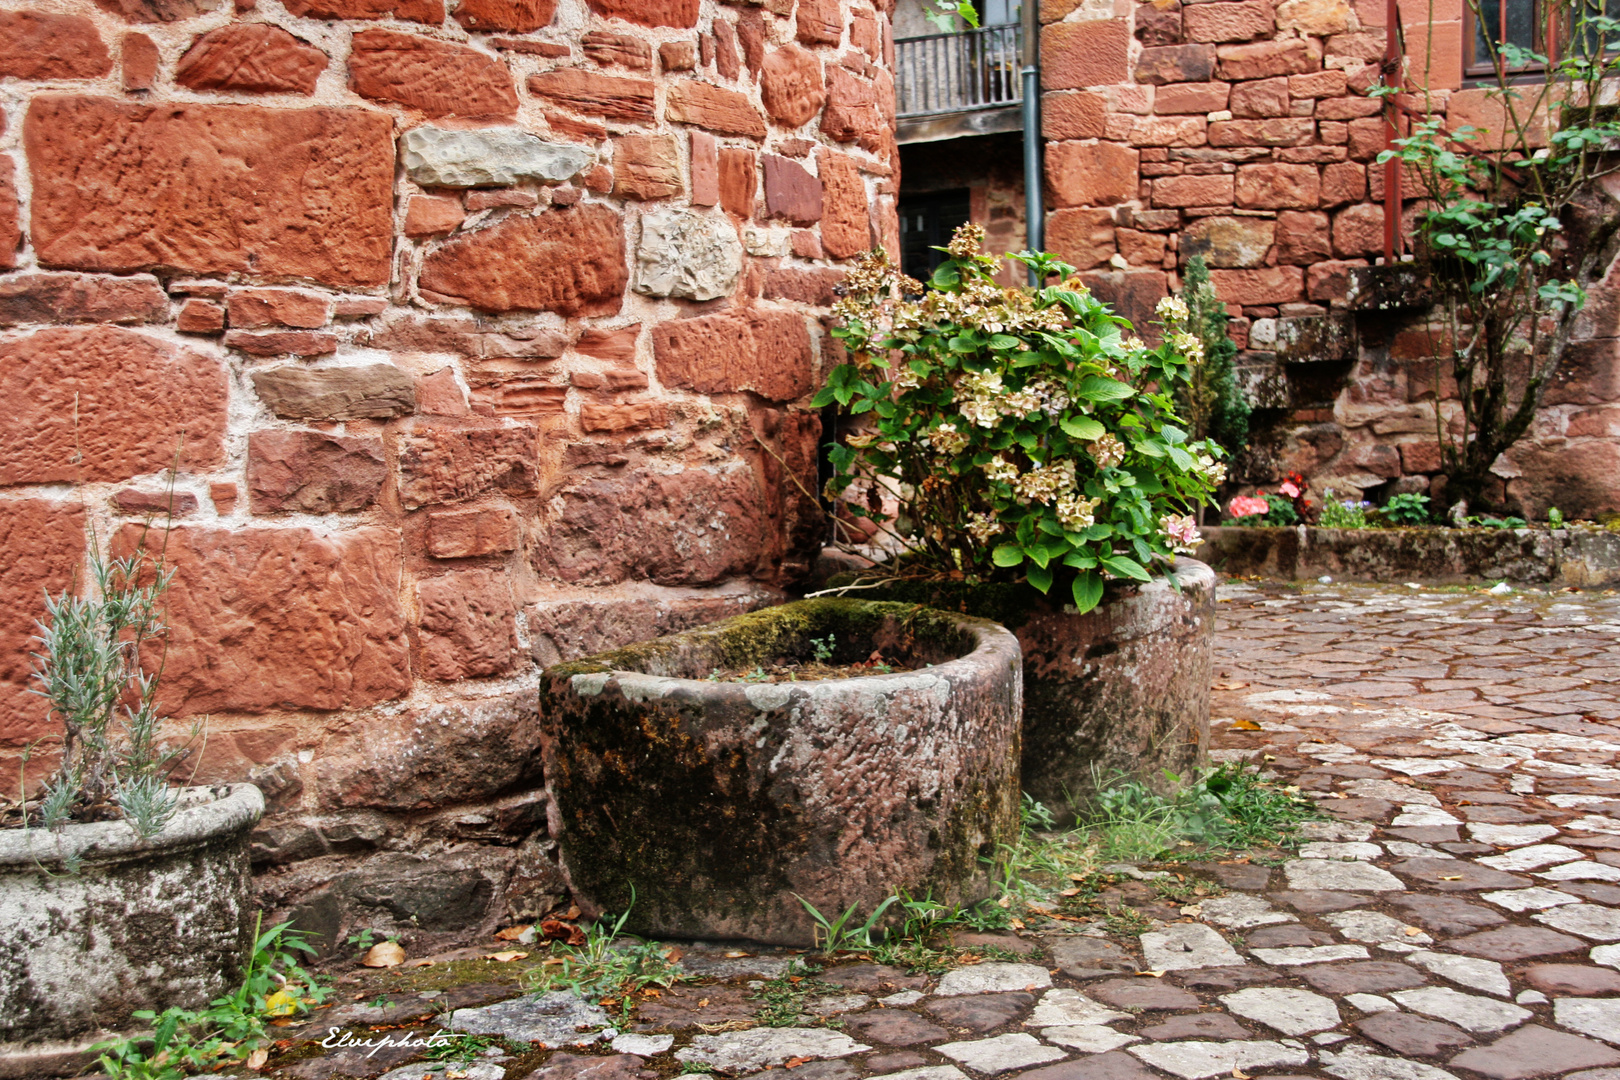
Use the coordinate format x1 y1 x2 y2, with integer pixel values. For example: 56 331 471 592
1279 481 1301 498
1161 514 1201 553
1227 495 1269 519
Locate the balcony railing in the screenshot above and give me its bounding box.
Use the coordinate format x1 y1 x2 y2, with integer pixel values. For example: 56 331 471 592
895 23 1023 119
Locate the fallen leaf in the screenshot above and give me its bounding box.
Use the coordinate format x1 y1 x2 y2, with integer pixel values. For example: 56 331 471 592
1180 905 1203 916
264 988 302 1017
642 988 664 999
1233 1068 1251 1079
1440 875 1464 881
362 942 405 968
246 1048 269 1070
448 1071 470 1080
1404 926 1423 936
483 951 528 962
1068 873 1088 881
698 998 710 1007
563 905 582 920
1213 682 1248 690
785 1057 811 1069
540 919 588 947
1046 912 1086 922
725 950 753 958
407 959 435 968
1008 918 1025 930
1230 720 1263 731
1136 970 1166 978
1059 887 1082 897
496 925 533 941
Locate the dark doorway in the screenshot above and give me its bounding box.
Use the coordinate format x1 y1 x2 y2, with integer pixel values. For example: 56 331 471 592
898 188 971 281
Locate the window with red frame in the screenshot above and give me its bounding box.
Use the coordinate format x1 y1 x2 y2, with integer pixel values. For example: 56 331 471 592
1464 0 1618 77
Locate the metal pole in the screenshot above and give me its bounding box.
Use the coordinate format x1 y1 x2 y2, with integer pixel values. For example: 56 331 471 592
1021 0 1042 286
1383 0 1402 263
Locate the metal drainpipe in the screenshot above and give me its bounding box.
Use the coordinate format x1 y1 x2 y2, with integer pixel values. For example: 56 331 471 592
1022 0 1043 285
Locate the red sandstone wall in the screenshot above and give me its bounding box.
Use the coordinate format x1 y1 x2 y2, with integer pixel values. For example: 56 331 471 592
1032 0 1620 516
0 0 894 938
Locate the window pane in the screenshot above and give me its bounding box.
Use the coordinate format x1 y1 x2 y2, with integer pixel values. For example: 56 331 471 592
1572 0 1620 57
1475 0 1537 63
975 0 1020 25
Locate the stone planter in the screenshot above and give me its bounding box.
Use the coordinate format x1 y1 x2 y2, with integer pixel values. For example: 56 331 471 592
836 559 1217 826
1197 525 1620 586
539 599 1022 946
0 784 263 1078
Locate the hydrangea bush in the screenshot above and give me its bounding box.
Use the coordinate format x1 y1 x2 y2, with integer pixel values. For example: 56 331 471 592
813 226 1225 613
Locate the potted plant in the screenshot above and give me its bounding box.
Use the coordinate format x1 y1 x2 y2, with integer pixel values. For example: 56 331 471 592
813 226 1222 822
539 598 1023 946
0 533 262 1076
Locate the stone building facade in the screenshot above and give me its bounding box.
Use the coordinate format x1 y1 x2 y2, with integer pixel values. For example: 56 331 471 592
895 0 1620 518
0 0 894 944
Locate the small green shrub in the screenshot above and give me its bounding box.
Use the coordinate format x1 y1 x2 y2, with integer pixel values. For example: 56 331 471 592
1380 492 1432 526
1319 495 1371 529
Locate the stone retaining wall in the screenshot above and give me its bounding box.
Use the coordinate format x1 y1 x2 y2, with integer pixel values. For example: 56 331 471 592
0 0 894 947
1197 524 1620 586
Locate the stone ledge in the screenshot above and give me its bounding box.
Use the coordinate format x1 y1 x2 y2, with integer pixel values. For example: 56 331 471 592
1197 524 1620 585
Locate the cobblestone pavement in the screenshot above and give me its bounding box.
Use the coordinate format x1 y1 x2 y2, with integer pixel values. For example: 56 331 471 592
268 581 1620 1080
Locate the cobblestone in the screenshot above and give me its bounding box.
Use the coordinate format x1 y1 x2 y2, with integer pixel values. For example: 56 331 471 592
264 581 1620 1080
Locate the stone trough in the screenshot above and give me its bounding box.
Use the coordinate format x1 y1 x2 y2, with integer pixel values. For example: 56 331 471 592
538 599 1023 946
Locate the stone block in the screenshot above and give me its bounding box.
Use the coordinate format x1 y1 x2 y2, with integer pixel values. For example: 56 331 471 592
666 81 767 137
660 39 695 70
1320 160 1366 205
1230 76 1291 118
634 207 742 301
1235 162 1320 208
415 569 520 680
1274 209 1332 263
228 288 329 329
1046 208 1117 270
1152 173 1235 207
1117 227 1169 265
795 0 842 43
537 463 772 585
251 364 416 420
1180 215 1275 268
1156 82 1230 113
762 154 824 224
0 158 15 272
1045 141 1139 207
1210 266 1306 304
405 195 465 237
527 68 656 121
0 499 84 745
578 400 666 433
1402 18 1462 91
317 693 543 811
113 524 410 716
454 0 556 30
1333 202 1385 256
286 0 443 21
248 429 387 514
761 44 825 127
1183 0 1275 42
348 29 516 118
1137 1 1185 44
397 419 540 509
0 327 225 487
1209 117 1316 145
821 67 885 144
1399 441 1443 473
121 32 159 90
1317 95 1383 119
1127 115 1209 146
27 97 393 288
427 506 520 558
0 272 168 327
420 205 627 316
614 133 682 199
1043 19 1131 88
402 127 592 188
1276 0 1352 34
1135 43 1217 84
175 24 327 94
1075 269 1170 334
1290 69 1348 97
1306 258 1367 304
690 131 720 206
1044 91 1108 137
177 299 224 333
1218 37 1321 79
653 308 813 401
223 329 338 356
585 0 698 28
819 150 868 259
583 30 652 68
1346 116 1386 159
0 11 111 79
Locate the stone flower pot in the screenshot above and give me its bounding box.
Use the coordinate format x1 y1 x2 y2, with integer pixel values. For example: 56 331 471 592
0 783 263 1078
837 559 1217 826
539 599 1022 946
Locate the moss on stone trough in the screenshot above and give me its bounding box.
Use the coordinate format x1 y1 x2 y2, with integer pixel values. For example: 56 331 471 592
539 600 1023 947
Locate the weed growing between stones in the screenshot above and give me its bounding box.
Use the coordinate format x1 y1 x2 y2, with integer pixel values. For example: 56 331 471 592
1074 764 1319 860
521 896 686 1011
750 973 848 1027
94 915 329 1080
